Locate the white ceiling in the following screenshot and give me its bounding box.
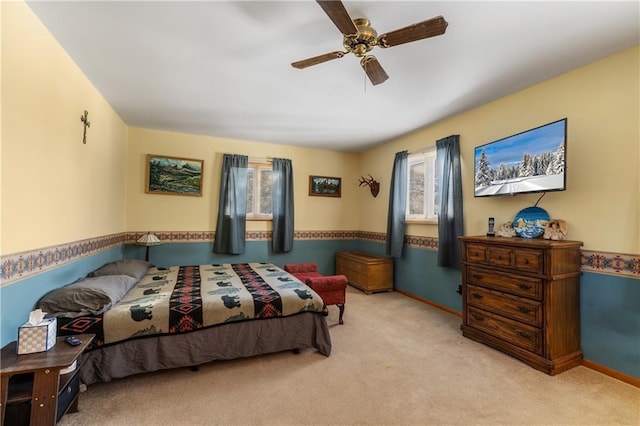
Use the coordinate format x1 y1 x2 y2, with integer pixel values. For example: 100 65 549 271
27 1 639 153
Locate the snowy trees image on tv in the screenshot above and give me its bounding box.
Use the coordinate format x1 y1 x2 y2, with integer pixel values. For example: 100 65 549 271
474 119 567 197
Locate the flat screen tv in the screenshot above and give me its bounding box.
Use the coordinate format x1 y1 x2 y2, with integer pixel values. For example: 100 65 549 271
474 118 567 197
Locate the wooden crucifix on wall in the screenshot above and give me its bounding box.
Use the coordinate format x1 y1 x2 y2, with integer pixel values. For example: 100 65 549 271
80 110 90 144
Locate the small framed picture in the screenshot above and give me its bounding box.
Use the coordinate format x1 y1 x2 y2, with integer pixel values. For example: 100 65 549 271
145 154 203 196
309 175 341 197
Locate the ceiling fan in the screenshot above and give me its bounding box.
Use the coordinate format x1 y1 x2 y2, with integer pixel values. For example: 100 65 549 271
291 0 448 86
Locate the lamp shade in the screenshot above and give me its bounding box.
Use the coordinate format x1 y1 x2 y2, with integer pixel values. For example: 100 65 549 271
136 232 161 246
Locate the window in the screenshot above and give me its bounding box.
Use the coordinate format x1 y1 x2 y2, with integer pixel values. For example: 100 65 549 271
406 149 438 223
246 162 272 220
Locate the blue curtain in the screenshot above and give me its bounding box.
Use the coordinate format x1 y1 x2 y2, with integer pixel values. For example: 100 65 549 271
213 154 248 254
272 158 294 253
436 135 464 268
386 151 408 258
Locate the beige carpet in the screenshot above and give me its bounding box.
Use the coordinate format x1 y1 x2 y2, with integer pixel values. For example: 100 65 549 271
61 287 639 426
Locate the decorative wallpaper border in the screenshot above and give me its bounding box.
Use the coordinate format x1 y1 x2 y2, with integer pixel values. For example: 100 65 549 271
124 232 214 244
581 250 640 277
2 232 638 285
1 233 125 286
123 230 362 244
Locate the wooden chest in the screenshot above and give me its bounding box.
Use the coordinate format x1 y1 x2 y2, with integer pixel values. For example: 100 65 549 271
460 236 583 375
335 251 393 294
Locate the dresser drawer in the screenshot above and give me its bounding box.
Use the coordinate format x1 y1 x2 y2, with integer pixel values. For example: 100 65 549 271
487 246 513 268
467 306 542 355
467 285 542 327
470 244 545 274
466 244 487 264
466 267 542 300
514 249 544 273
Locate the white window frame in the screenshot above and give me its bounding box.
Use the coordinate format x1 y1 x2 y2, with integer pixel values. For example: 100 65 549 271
406 148 438 224
246 161 273 221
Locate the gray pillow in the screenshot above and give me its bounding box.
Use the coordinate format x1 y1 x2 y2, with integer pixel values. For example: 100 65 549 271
90 259 150 281
37 274 138 317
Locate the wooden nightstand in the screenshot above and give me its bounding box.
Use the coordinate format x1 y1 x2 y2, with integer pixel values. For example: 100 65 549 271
1 334 94 426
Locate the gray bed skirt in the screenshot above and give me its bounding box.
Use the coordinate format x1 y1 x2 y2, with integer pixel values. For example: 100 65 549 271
79 312 331 385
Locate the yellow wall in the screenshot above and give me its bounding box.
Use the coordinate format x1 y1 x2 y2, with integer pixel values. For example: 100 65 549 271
3 0 637 258
359 46 639 253
1 2 128 254
126 127 360 232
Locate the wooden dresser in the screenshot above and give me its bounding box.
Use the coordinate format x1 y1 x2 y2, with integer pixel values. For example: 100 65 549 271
335 251 393 294
459 236 583 375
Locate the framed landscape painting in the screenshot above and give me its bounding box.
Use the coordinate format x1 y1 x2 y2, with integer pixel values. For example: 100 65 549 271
309 175 341 197
145 154 203 196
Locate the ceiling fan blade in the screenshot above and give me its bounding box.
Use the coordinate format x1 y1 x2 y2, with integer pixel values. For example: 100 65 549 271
360 55 389 86
377 16 448 48
291 51 345 69
316 0 358 37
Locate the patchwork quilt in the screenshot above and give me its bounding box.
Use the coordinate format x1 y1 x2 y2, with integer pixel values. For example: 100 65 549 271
57 263 328 350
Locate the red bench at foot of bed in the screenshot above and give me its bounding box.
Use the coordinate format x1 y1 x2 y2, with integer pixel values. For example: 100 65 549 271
284 263 347 325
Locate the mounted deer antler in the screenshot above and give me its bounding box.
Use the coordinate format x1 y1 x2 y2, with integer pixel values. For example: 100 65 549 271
358 174 380 197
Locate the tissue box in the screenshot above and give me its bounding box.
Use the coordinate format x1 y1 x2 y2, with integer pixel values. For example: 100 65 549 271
17 317 57 354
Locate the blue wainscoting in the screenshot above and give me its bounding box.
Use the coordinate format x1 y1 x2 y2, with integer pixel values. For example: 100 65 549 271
0 247 124 346
581 271 640 379
124 239 361 276
395 246 461 312
2 238 638 382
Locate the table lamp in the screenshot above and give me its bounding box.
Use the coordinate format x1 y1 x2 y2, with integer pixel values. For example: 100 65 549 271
136 232 161 261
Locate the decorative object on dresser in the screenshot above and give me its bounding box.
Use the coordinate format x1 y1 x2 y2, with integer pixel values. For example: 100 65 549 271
335 251 393 295
513 206 550 238
460 236 583 375
543 219 568 240
496 221 516 237
284 263 348 324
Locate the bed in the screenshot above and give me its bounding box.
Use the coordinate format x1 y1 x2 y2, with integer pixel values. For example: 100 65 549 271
37 261 332 385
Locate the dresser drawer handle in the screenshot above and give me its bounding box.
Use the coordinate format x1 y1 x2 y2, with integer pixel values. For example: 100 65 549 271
471 313 485 321
518 283 532 290
517 306 532 314
523 259 529 264
472 274 483 280
497 255 502 260
471 293 484 300
517 331 533 340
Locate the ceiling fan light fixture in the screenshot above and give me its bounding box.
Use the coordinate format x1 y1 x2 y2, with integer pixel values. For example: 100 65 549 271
343 18 377 57
291 1 448 86
353 43 368 56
